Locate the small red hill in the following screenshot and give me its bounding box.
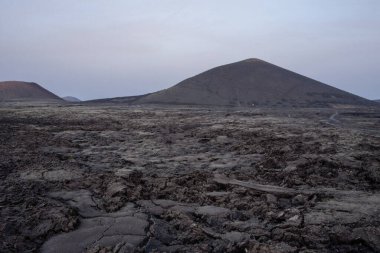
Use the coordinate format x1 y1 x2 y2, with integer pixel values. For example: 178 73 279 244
0 81 62 101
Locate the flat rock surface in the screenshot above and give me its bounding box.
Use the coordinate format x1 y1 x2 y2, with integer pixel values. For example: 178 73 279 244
41 190 148 253
0 104 380 252
196 205 231 217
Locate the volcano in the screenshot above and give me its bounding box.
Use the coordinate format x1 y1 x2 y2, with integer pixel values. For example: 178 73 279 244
0 81 62 101
135 59 372 107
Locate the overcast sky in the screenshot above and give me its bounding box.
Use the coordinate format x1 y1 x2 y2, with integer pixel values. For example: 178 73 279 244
1 0 379 100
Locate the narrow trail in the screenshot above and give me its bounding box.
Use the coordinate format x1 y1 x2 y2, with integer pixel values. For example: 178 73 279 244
327 111 340 126
329 111 339 122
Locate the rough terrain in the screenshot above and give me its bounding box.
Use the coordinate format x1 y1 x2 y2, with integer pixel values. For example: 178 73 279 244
0 103 379 252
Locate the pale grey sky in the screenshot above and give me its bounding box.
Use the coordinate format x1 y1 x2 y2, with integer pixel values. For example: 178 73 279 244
1 0 379 100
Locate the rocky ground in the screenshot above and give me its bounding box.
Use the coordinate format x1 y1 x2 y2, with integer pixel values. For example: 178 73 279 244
0 103 379 253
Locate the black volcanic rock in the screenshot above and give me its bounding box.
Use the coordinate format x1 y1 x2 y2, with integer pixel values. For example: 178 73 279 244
0 81 62 101
136 59 372 107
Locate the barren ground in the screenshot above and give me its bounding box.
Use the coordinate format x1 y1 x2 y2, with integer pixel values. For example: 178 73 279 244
1 103 380 253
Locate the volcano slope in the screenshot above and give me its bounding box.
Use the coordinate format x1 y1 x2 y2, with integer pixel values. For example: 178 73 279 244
0 104 379 252
134 59 372 107
0 81 62 102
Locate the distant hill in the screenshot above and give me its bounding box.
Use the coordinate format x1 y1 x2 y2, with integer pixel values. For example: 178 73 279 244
0 81 62 101
374 99 380 103
62 96 81 102
134 59 373 107
86 94 148 104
